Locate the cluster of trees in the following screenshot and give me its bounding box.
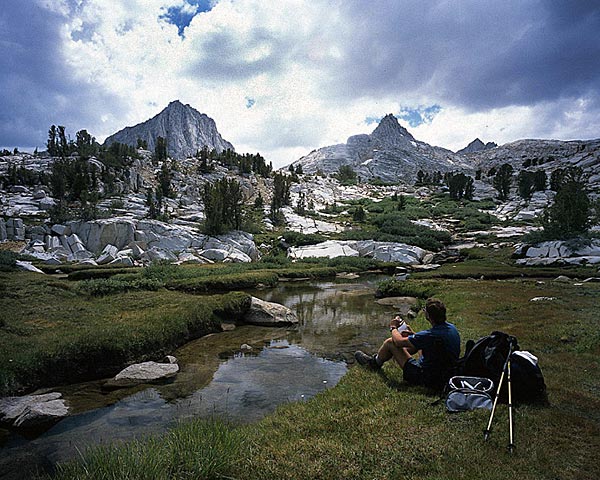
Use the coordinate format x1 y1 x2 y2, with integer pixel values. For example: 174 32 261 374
517 170 547 199
444 172 475 200
2 162 48 188
269 172 293 225
335 165 358 184
542 167 590 238
202 177 244 235
415 170 444 186
196 147 272 177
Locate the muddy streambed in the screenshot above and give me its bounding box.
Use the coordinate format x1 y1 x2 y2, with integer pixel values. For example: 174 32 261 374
0 274 407 475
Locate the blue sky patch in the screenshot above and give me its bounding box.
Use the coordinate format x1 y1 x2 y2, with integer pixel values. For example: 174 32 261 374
398 105 442 127
160 1 214 37
245 97 256 109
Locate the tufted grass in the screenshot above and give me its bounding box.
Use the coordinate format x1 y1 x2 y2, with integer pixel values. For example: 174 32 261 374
0 270 250 395
47 276 600 480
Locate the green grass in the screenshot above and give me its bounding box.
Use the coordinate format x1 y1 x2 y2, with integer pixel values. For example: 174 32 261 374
415 247 598 280
47 276 600 480
0 271 250 395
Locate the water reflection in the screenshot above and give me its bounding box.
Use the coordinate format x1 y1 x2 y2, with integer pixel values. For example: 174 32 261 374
0 274 404 476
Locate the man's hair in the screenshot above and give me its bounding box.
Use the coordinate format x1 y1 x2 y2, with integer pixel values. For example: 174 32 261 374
425 298 446 324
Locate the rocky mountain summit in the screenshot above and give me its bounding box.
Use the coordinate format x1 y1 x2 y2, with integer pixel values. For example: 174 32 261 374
456 138 497 154
104 100 234 159
292 114 473 183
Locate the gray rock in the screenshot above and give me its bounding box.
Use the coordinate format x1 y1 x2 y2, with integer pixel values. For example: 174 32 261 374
97 244 119 264
553 275 571 283
288 240 360 260
15 261 44 273
243 296 298 326
51 224 70 236
104 100 234 160
108 256 134 267
104 361 179 389
141 247 178 263
0 392 69 429
38 197 56 210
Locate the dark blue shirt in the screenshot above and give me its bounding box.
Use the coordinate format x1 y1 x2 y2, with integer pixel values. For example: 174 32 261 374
408 322 461 372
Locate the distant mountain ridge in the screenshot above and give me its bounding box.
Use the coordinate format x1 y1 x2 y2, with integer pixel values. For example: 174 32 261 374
457 138 498 155
104 100 234 159
292 114 473 183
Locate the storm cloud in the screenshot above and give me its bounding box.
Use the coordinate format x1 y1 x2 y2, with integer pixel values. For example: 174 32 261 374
1 0 598 164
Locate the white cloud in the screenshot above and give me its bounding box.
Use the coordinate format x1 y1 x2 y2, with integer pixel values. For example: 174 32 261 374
8 0 599 166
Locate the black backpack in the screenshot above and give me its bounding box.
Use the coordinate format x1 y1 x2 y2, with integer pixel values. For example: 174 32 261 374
459 331 546 404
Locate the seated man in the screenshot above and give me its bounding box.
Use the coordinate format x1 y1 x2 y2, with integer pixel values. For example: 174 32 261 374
355 298 460 390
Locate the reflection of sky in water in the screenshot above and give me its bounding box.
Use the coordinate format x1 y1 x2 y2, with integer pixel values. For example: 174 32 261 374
0 341 346 465
0 276 398 471
177 340 346 423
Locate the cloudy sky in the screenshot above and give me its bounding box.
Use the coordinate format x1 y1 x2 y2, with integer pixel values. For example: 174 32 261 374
1 0 599 167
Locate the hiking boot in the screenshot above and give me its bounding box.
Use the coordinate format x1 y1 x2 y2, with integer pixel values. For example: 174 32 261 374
354 350 380 370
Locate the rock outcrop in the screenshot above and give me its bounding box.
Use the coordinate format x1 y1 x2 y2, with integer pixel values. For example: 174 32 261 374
243 297 298 326
456 138 497 155
0 392 69 430
18 218 259 265
514 239 600 266
104 360 179 389
104 100 234 159
292 114 473 183
288 240 427 264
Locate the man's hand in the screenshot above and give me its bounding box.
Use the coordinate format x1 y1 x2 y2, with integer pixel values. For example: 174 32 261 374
390 315 403 328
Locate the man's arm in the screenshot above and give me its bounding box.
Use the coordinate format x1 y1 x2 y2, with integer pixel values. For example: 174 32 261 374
389 318 418 354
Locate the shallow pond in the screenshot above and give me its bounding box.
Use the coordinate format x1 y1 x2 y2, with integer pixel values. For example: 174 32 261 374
0 274 408 476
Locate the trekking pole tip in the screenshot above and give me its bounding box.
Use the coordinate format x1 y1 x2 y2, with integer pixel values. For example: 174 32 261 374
483 430 490 441
508 444 515 454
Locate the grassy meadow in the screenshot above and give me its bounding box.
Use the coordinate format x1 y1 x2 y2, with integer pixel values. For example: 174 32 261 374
44 269 600 480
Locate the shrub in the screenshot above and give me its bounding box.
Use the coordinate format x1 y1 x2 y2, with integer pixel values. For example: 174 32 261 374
283 231 327 247
77 278 163 296
375 279 436 299
68 267 140 281
167 271 279 293
0 250 18 271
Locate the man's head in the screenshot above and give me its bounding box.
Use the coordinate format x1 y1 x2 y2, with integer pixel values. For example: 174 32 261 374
424 298 446 325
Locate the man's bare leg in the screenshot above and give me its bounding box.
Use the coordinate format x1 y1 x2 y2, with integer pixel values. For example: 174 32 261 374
376 338 413 368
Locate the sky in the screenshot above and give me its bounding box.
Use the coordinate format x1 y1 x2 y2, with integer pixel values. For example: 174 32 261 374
1 0 599 167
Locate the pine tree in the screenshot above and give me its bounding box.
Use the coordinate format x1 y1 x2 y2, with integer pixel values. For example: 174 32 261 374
543 176 590 238
493 163 513 200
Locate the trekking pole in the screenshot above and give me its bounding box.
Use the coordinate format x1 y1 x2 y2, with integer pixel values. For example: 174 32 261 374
483 341 513 441
507 343 515 454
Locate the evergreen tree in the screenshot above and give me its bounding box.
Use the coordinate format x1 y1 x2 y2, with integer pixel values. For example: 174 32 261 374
47 125 58 156
353 205 366 222
336 165 357 184
518 171 535 200
155 136 168 163
543 176 590 238
493 163 513 200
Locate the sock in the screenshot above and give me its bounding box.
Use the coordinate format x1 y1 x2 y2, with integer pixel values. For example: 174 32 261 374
374 355 384 367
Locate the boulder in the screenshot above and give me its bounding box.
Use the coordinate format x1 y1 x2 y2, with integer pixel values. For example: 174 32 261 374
108 256 134 267
243 296 298 326
15 261 44 274
140 246 178 263
375 296 418 316
69 218 136 254
0 392 69 430
104 361 179 389
288 240 360 260
51 224 70 236
97 244 119 265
